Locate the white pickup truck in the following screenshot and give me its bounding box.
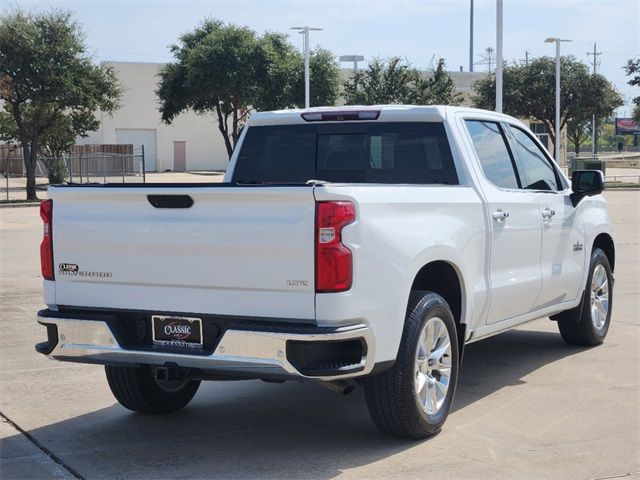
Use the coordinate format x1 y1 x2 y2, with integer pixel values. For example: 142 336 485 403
36 106 615 439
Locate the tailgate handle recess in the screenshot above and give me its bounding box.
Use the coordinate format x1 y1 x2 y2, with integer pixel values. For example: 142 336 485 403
147 195 194 209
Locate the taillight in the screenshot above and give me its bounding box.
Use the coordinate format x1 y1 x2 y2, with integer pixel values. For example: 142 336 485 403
315 201 355 292
40 199 54 280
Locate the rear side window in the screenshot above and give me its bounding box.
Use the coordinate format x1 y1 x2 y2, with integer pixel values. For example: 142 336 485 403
232 122 458 185
508 126 561 191
465 120 519 189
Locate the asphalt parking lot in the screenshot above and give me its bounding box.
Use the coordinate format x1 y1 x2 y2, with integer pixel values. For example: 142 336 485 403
0 191 638 480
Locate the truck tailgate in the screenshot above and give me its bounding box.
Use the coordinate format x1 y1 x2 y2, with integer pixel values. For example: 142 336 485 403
49 185 316 320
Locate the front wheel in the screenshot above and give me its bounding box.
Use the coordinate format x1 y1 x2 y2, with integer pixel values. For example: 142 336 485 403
364 291 459 439
105 365 200 414
557 248 613 346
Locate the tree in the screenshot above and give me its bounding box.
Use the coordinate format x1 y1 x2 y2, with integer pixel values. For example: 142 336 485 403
0 10 121 199
296 48 341 108
343 57 462 106
343 57 419 105
624 58 640 122
411 58 463 105
566 117 591 154
157 20 340 159
472 56 623 151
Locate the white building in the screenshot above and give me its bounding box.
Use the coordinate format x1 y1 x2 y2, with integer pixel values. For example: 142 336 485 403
80 62 230 172
81 62 489 173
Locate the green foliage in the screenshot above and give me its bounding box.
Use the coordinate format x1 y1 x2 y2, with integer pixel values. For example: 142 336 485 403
343 57 462 106
0 10 121 199
343 57 418 105
566 117 591 154
411 59 463 105
624 58 640 122
157 19 341 158
598 121 635 149
303 48 341 108
472 56 623 148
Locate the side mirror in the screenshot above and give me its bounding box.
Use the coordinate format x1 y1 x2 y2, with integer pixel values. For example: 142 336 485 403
570 170 605 207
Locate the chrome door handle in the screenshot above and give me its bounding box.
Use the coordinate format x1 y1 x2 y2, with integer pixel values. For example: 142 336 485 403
492 209 509 222
542 208 556 219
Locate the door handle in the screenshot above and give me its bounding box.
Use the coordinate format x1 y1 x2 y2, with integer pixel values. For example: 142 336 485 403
147 195 194 209
492 209 509 222
542 208 556 219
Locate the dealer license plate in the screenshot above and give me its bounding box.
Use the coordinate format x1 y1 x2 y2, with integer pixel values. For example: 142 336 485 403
152 315 203 349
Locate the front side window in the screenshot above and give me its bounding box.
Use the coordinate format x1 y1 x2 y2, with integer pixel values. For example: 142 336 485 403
465 120 519 189
509 126 561 191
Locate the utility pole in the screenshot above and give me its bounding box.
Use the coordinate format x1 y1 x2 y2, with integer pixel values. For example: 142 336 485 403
469 0 474 72
587 43 602 156
291 26 323 108
525 50 529 66
475 47 495 72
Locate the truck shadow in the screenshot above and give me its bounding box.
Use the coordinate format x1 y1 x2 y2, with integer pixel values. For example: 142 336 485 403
3 327 589 479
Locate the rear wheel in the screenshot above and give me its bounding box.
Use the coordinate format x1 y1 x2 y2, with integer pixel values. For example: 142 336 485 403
557 248 613 346
105 365 200 414
364 291 459 439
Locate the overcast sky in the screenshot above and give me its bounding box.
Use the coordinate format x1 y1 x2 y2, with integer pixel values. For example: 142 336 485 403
5 0 640 115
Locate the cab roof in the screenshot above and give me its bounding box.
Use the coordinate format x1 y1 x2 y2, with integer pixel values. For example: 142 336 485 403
247 105 516 126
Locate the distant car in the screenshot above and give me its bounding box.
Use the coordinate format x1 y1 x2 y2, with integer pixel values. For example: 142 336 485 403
36 106 615 439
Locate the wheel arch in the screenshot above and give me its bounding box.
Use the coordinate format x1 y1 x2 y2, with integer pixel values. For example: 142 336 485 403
593 232 615 273
410 260 467 361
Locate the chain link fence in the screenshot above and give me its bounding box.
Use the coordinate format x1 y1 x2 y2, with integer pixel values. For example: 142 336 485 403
1 144 147 201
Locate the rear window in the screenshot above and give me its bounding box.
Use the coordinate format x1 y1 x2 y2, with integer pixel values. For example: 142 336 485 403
232 122 458 184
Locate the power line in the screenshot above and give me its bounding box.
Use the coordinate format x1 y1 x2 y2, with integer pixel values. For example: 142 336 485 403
475 47 495 73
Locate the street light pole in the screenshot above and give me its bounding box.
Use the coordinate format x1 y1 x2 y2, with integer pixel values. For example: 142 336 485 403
469 0 474 72
495 0 503 112
291 26 323 108
545 37 571 163
555 40 560 162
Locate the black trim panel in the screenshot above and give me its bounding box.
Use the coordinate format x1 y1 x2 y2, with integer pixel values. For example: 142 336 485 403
147 194 193 208
34 323 58 355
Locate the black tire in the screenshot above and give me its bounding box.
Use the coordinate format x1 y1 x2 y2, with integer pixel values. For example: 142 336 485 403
557 248 613 346
364 291 459 439
105 365 200 414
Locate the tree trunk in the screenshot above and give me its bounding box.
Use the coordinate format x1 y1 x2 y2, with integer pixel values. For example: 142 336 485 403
22 142 38 200
215 103 233 159
231 107 239 147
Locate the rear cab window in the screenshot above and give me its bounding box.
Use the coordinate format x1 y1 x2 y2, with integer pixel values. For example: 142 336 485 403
232 122 458 185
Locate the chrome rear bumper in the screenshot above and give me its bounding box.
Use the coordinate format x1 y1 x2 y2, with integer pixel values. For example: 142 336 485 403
36 310 374 381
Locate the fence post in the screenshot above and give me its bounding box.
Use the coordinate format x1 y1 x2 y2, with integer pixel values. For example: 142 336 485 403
67 155 72 184
79 152 83 184
5 149 9 202
122 151 125 184
141 144 146 183
103 152 107 184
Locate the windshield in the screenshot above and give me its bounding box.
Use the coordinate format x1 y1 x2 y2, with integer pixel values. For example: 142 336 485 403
232 122 458 185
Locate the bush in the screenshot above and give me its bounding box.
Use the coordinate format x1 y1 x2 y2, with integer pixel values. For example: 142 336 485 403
46 157 67 184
